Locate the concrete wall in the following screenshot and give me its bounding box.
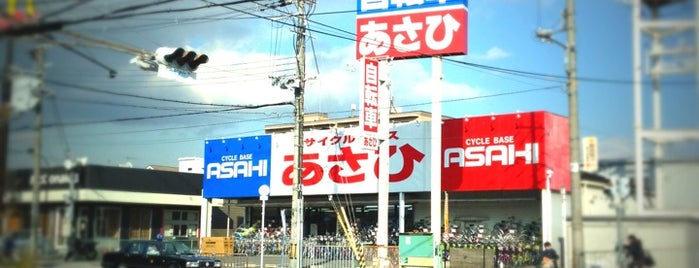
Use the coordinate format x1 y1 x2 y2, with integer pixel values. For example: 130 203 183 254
662 163 699 211
582 219 696 268
574 171 698 268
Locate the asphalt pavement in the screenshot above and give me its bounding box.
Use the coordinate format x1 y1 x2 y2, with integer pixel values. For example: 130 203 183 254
36 259 101 268
2 254 351 268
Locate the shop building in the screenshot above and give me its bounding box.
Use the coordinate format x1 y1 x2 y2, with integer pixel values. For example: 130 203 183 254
204 110 572 255
4 109 693 267
3 165 212 253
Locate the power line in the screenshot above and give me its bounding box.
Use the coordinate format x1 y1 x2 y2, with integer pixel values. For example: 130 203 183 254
2 0 274 36
71 10 261 33
66 0 268 25
46 95 71 158
16 1 691 87
56 112 288 139
70 7 355 34
46 79 254 107
53 96 228 112
13 101 292 130
11 83 561 143
40 0 96 20
47 1 648 87
220 4 695 87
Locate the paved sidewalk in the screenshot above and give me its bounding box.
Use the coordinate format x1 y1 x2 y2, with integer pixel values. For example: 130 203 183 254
0 251 101 268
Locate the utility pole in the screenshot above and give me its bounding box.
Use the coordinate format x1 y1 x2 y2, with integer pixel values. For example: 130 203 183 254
290 0 307 267
29 45 46 257
564 0 584 266
0 39 14 233
430 56 443 268
613 177 626 268
535 0 583 266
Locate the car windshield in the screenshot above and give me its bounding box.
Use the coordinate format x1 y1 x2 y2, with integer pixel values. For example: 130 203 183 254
162 241 194 255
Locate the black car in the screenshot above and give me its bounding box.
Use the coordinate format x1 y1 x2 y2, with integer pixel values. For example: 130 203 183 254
101 240 222 268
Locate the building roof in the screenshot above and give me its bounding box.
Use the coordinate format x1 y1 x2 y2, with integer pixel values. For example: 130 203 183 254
8 165 203 196
264 110 446 134
146 165 178 172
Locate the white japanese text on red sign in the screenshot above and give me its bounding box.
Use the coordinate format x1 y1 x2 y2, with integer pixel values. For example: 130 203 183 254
356 8 464 59
363 60 379 132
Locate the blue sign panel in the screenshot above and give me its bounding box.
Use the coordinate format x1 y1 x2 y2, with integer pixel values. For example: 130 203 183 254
357 0 468 16
203 135 271 198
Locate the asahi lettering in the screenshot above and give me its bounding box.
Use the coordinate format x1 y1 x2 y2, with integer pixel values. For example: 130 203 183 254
444 143 539 167
206 160 268 179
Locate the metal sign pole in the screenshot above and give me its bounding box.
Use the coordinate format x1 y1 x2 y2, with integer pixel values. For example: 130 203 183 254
259 185 270 268
431 56 443 268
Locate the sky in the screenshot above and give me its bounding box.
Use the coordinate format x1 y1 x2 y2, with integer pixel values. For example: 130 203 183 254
2 0 697 170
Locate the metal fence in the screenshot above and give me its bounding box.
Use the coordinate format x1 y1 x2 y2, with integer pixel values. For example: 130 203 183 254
218 240 399 268
217 253 250 268
363 245 400 267
446 245 545 268
585 250 618 268
221 239 557 268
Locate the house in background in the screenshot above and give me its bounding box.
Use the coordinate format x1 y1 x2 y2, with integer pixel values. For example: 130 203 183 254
2 163 225 254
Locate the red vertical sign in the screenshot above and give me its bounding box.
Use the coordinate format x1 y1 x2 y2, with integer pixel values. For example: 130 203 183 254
360 58 380 151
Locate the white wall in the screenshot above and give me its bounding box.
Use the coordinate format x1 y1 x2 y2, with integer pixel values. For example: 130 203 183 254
582 220 695 268
178 157 204 174
576 170 698 268
662 163 699 211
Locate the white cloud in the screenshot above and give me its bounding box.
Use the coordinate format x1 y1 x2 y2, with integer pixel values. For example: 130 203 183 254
391 60 481 103
161 42 484 115
305 44 366 112
471 46 512 61
303 49 484 115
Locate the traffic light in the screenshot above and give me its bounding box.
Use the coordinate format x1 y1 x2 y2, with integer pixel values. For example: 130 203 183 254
603 175 618 200
603 175 631 201
161 47 208 71
617 176 631 200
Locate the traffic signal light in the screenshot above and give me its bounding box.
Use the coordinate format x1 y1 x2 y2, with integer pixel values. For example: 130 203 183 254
617 176 631 200
161 47 208 71
603 178 617 200
603 174 631 201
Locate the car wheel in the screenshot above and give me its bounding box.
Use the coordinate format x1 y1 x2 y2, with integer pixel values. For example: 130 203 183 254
167 264 181 268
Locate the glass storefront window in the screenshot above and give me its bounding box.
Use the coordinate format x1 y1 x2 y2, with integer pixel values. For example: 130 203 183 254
95 207 121 238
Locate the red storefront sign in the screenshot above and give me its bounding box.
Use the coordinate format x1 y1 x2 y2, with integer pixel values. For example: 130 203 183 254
356 7 468 59
441 111 570 191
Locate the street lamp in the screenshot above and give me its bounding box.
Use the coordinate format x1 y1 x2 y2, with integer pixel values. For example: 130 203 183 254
535 28 566 49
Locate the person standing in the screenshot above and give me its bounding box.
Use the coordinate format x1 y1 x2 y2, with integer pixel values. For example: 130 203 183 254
3 232 17 261
156 230 164 242
539 241 559 268
64 233 77 261
624 234 645 268
156 228 164 249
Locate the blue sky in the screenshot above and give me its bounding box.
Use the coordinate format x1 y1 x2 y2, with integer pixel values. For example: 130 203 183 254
3 0 696 169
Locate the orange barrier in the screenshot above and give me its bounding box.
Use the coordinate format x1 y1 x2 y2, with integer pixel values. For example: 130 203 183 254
200 237 234 256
